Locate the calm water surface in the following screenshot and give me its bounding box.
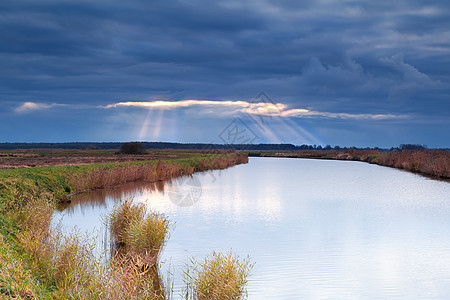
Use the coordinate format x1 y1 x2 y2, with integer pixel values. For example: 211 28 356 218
53 157 450 299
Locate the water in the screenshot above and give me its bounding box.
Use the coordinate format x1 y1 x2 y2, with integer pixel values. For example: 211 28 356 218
53 157 450 299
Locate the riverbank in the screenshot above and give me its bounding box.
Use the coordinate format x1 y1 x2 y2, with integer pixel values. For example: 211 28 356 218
248 149 450 181
0 151 248 298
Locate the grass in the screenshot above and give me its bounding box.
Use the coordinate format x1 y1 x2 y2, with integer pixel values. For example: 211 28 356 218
183 251 253 300
0 151 250 299
0 224 42 299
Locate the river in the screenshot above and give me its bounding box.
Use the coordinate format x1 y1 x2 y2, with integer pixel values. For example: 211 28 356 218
53 157 450 299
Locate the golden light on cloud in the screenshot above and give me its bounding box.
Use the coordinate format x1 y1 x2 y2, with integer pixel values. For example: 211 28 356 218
104 100 251 109
105 100 402 120
15 100 405 121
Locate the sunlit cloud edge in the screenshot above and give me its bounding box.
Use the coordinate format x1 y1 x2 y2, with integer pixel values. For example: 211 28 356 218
15 100 406 120
105 100 405 120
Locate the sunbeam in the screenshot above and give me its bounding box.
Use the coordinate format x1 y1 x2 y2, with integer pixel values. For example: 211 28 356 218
138 109 153 140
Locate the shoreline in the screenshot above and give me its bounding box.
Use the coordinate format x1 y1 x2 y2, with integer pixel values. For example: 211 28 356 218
247 150 450 182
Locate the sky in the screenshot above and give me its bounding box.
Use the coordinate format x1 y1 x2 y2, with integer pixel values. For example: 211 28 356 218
1 0 449 148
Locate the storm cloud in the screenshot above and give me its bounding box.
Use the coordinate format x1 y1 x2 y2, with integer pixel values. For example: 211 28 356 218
0 0 449 147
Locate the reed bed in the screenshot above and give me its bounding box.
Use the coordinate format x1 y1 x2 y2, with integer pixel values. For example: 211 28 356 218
67 161 195 192
377 150 450 179
194 153 248 173
183 251 252 300
259 149 449 180
66 153 247 192
265 149 378 161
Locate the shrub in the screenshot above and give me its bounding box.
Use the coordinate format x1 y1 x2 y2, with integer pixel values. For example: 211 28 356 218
119 142 147 155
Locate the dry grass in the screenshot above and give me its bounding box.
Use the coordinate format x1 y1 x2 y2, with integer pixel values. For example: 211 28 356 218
0 234 41 299
260 149 449 180
66 153 248 192
108 255 165 300
195 154 248 173
14 196 108 299
377 150 450 179
183 251 253 300
107 200 171 299
266 149 379 161
14 198 165 299
108 200 171 267
67 161 195 192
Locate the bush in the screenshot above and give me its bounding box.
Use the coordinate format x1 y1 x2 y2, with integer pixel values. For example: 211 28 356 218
119 142 147 154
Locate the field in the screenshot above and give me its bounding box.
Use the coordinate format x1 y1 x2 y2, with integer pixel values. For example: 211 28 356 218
0 149 216 169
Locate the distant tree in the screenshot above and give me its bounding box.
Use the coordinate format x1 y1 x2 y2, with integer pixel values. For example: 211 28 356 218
119 142 146 154
84 144 98 150
399 144 427 150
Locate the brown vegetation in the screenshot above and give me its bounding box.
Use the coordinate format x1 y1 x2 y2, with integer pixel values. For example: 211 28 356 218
195 153 249 172
67 161 194 192
256 149 450 180
66 154 248 193
377 150 450 179
109 200 170 267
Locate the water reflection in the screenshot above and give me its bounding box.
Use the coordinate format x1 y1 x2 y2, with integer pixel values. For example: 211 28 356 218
67 180 166 211
54 158 450 299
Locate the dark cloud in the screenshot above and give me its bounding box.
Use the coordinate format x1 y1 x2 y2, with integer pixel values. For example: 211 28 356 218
0 0 449 146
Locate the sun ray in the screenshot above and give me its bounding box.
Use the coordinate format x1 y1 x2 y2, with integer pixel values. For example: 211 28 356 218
138 109 153 140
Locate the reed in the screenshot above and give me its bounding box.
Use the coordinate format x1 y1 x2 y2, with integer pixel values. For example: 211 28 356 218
183 251 252 300
108 254 165 300
66 161 196 192
11 194 108 298
258 149 449 180
194 153 248 173
108 199 170 267
377 150 450 179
